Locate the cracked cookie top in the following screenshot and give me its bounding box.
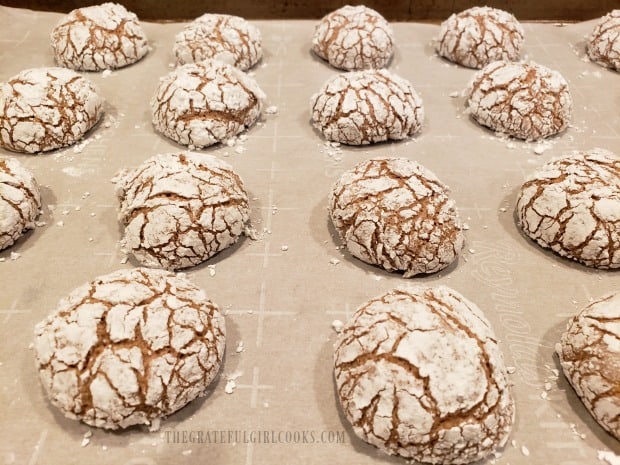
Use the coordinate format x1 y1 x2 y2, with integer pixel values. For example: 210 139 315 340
51 2 149 71
0 67 104 153
436 6 524 69
114 152 251 271
33 267 226 430
516 148 620 269
173 13 262 70
328 158 464 277
312 5 394 71
556 291 620 440
0 158 41 251
466 60 572 141
310 69 424 145
334 286 515 463
587 10 620 72
151 59 265 149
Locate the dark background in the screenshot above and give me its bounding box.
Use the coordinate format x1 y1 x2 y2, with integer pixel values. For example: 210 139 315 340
2 0 618 21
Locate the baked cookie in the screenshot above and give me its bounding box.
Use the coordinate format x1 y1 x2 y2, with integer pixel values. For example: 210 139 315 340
34 267 225 430
151 60 265 148
516 149 620 269
310 69 424 145
466 60 572 141
436 6 524 69
0 158 41 250
334 286 515 463
312 5 394 70
0 67 104 153
556 291 620 440
329 158 464 277
173 13 262 70
114 152 250 270
50 2 148 71
587 10 620 72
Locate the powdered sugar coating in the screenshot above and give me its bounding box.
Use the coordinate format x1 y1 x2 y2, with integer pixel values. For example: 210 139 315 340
0 67 103 154
0 158 41 250
310 69 424 145
556 291 620 440
436 6 524 69
114 152 250 271
466 61 572 141
587 10 620 72
334 286 515 463
173 14 262 70
51 2 148 71
312 5 394 71
151 60 265 148
516 149 620 269
34 267 226 430
329 158 464 277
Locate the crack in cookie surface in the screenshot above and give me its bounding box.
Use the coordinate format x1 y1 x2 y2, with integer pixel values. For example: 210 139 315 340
516 149 620 269
334 286 514 463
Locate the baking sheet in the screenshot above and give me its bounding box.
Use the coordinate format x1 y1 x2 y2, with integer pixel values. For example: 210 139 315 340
1 6 619 465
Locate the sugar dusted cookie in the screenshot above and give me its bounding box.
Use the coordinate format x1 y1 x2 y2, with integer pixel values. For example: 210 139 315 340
436 6 524 69
51 2 148 71
114 152 250 270
0 67 104 153
466 61 572 141
587 10 620 72
334 285 515 463
151 60 265 148
34 267 225 430
516 149 620 269
173 13 262 70
0 158 41 250
329 158 464 277
557 291 620 440
310 69 424 145
312 5 394 70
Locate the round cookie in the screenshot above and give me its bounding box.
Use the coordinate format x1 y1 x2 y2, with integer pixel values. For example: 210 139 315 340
556 291 620 440
436 6 524 69
328 158 464 277
151 60 265 148
466 60 572 141
50 2 148 71
0 67 104 154
173 13 262 70
33 267 225 430
586 10 620 72
310 69 424 145
0 158 41 250
114 152 250 270
515 148 620 269
312 5 394 70
334 286 515 463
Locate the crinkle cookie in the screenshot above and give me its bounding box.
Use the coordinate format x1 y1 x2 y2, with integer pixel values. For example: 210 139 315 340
50 2 148 71
0 67 104 153
556 291 620 440
334 286 515 463
587 10 620 71
0 158 41 250
436 6 524 69
310 69 424 145
312 5 394 70
151 60 265 148
173 13 262 70
329 158 464 277
516 148 620 269
114 152 250 270
34 267 225 430
466 60 572 141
